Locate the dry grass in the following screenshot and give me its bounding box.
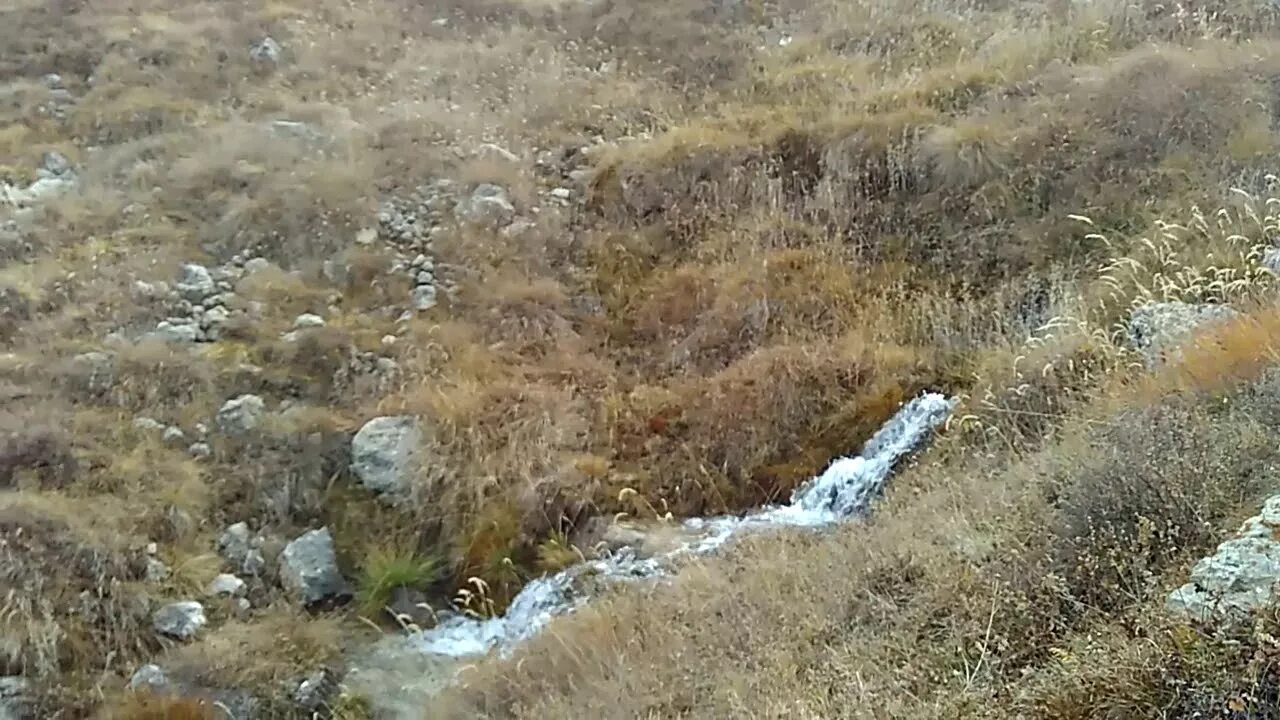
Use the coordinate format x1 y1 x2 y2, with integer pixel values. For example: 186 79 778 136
6 0 1280 713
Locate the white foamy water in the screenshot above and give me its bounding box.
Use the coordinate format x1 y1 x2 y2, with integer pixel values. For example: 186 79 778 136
416 392 956 658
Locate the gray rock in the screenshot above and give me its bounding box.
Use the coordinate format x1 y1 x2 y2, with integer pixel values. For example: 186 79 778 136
216 394 266 436
0 677 27 720
218 522 252 565
41 73 64 89
188 442 212 459
152 601 206 640
279 528 349 606
71 351 114 395
40 151 71 178
249 37 282 66
145 557 171 582
242 548 266 577
148 321 201 344
351 416 421 496
458 183 515 227
1127 301 1239 367
175 263 216 301
344 635 462 720
202 305 230 329
133 416 165 433
207 573 247 597
1264 246 1280 276
549 187 572 201
132 280 171 300
1168 495 1280 622
416 270 435 286
128 664 170 692
294 668 335 711
162 426 187 446
292 313 326 330
411 284 438 311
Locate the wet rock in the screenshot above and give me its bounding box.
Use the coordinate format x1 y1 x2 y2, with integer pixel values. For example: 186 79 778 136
249 37 282 66
280 528 350 607
1128 301 1239 367
216 394 266 436
152 601 206 640
175 264 215 302
351 416 421 496
458 183 515 227
129 664 170 692
207 573 247 598
1168 495 1280 622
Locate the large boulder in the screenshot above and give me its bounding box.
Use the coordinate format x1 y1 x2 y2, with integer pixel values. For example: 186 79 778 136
350 416 421 497
1167 495 1280 622
279 528 350 607
1127 301 1238 367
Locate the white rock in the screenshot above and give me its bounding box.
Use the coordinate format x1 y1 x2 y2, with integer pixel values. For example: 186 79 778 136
133 416 164 432
162 426 186 446
351 416 422 496
207 573 247 598
292 313 326 330
549 187 572 201
280 528 350 606
216 394 266 436
188 442 212 459
152 601 206 640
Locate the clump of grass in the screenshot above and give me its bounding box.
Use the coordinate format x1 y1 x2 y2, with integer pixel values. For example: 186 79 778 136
102 693 218 720
355 545 445 618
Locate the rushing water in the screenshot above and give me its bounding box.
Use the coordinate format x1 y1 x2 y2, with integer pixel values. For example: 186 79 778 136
415 392 956 659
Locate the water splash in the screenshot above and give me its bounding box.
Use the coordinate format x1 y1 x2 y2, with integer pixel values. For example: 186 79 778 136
416 392 956 658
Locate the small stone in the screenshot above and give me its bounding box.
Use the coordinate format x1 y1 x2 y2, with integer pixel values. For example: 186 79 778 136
202 305 230 328
188 442 212 459
235 597 251 614
549 187 572 201
292 313 326 330
381 335 397 347
146 542 158 555
175 264 216 301
207 573 247 598
216 394 266 436
279 528 350 607
250 37 282 66
411 285 438 311
128 664 169 692
41 151 72 177
145 557 170 582
195 423 208 437
294 668 334 711
133 416 165 432
152 601 206 640
218 523 252 565
71 351 115 395
355 228 378 245
351 416 421 496
149 321 200 344
42 73 64 89
458 183 515 227
241 548 266 577
162 426 186 446
416 270 434 286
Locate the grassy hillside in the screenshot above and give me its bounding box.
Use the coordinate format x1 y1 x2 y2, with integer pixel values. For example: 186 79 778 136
4 0 1280 716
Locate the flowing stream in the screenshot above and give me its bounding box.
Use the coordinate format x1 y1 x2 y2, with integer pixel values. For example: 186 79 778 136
413 391 957 658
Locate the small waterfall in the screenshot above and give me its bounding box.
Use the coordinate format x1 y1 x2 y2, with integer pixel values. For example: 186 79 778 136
415 392 956 658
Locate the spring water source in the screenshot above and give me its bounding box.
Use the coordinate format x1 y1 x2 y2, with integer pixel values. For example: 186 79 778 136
415 391 956 659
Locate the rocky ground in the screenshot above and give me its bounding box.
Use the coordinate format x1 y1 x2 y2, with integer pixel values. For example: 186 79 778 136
6 0 1280 718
